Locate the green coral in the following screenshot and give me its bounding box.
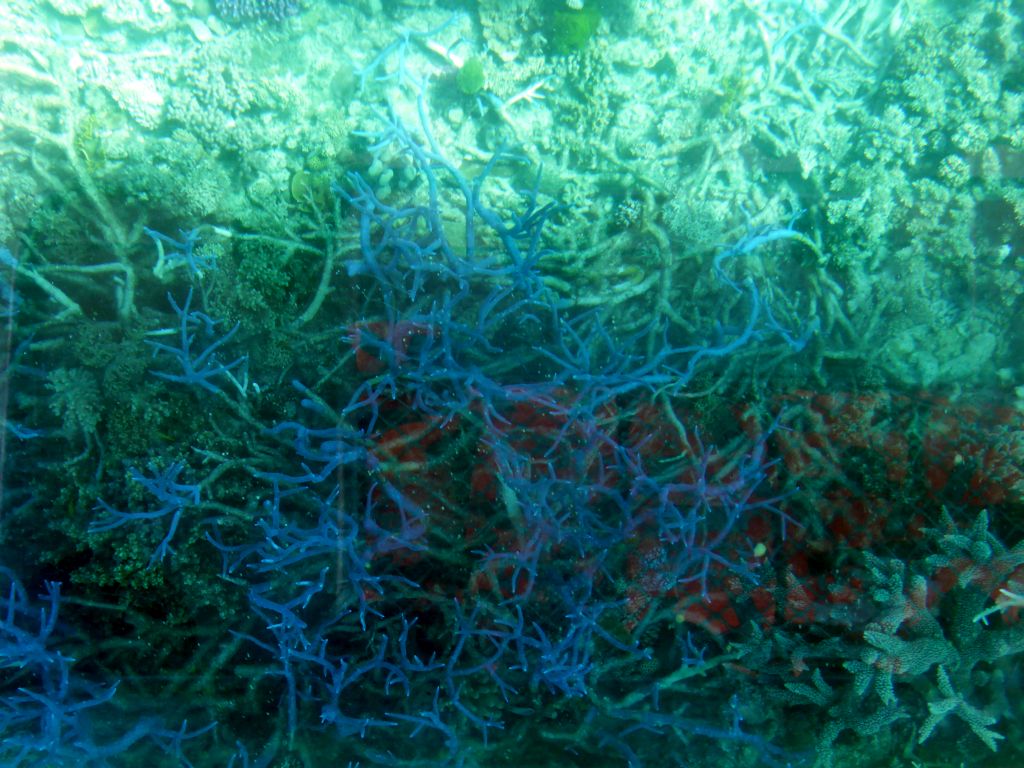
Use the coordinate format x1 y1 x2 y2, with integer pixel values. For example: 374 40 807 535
47 368 103 439
290 168 331 208
219 238 296 329
550 7 601 54
456 57 486 95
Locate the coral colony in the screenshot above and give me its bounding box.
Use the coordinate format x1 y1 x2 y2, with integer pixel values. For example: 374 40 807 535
1 3 1023 768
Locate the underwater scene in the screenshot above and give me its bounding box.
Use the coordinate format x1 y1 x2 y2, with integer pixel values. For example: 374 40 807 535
1 0 1023 766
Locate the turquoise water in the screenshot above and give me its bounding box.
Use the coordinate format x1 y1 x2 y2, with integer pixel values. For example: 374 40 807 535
1 1 1022 766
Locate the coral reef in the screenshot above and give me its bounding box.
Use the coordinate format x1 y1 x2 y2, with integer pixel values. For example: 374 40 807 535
1 1 1022 766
